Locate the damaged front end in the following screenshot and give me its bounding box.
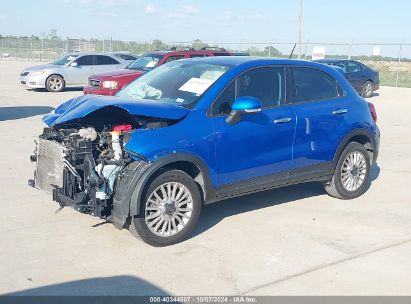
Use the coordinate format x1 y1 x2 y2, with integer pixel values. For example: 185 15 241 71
30 123 134 218
29 95 189 224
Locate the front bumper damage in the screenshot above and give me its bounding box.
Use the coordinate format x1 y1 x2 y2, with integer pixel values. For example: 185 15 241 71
29 129 148 228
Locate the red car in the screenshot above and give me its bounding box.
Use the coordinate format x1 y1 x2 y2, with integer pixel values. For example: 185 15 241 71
83 48 232 96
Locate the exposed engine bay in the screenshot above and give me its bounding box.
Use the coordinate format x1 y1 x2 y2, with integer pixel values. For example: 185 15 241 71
29 108 176 219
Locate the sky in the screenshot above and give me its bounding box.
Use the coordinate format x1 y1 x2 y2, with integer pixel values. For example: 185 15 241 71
0 0 410 56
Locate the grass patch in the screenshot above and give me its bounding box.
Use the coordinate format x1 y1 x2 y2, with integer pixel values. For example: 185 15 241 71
380 71 411 88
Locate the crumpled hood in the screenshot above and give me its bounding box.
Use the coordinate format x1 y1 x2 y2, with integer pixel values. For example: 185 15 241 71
90 69 144 79
43 94 190 127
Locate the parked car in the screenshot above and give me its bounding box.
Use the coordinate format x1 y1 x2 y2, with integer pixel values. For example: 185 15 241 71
83 48 232 96
315 59 379 98
30 57 379 246
19 53 131 92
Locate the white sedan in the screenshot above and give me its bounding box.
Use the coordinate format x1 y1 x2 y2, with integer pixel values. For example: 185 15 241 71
19 52 135 92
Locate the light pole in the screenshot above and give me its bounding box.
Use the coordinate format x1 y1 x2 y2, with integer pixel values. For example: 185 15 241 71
298 0 303 59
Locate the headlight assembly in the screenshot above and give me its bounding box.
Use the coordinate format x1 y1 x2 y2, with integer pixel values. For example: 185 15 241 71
30 70 48 76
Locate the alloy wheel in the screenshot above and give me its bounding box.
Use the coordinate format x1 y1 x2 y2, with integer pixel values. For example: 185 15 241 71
365 82 373 97
145 182 193 237
340 151 367 192
48 76 63 91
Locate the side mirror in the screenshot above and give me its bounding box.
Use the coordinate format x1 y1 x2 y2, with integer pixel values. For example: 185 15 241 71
344 72 350 79
70 62 78 67
226 96 262 125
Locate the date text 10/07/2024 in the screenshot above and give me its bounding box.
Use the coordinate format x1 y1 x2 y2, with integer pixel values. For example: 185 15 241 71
149 296 257 303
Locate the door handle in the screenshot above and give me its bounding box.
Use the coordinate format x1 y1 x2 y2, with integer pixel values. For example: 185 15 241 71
332 109 348 115
273 118 292 124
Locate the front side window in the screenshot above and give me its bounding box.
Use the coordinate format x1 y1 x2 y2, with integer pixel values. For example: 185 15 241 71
212 67 286 115
95 55 120 65
126 54 164 71
293 67 342 103
75 55 94 66
117 60 232 108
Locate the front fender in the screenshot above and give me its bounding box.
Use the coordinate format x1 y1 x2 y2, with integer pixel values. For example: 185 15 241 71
112 152 215 229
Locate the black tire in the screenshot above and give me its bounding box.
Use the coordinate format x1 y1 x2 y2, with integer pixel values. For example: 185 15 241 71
46 75 65 92
324 142 371 199
129 169 201 247
362 80 373 98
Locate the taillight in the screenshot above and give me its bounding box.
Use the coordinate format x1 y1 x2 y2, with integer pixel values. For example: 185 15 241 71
368 102 377 123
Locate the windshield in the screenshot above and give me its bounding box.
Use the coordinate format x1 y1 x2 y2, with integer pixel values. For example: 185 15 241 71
52 54 79 66
126 54 164 71
117 60 232 108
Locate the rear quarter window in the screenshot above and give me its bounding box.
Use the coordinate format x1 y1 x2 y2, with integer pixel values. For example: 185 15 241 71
293 67 344 103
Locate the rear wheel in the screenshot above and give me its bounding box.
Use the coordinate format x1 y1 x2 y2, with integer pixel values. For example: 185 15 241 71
129 169 201 247
362 81 373 98
325 142 371 199
46 75 65 92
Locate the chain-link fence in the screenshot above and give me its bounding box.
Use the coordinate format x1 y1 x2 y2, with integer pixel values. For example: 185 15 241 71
1 37 410 88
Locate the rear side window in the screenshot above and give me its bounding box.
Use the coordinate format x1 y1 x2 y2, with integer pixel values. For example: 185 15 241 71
293 67 342 103
75 55 94 66
95 55 120 65
347 61 362 73
334 62 348 73
212 67 285 115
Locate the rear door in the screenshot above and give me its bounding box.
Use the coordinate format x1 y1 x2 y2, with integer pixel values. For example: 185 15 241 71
210 66 296 188
65 55 95 85
290 66 352 178
94 55 122 74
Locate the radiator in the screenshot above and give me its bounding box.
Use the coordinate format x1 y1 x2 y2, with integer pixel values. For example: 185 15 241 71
35 138 66 193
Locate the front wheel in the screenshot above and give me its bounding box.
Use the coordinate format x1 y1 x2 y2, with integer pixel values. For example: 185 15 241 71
46 75 65 92
324 142 371 199
129 169 201 247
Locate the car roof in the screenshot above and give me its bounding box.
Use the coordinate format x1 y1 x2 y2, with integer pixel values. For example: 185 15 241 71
178 56 333 67
64 52 119 57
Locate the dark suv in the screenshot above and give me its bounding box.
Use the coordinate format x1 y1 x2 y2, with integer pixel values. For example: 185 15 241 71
31 57 380 246
83 48 232 96
315 59 380 98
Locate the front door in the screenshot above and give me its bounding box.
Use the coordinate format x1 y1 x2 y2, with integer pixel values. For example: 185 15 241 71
210 66 296 188
66 55 95 85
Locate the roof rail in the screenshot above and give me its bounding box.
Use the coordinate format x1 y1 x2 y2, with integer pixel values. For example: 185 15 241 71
170 47 195 51
200 46 226 51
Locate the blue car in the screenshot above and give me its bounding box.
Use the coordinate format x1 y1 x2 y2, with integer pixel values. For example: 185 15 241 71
315 59 380 98
30 57 380 246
